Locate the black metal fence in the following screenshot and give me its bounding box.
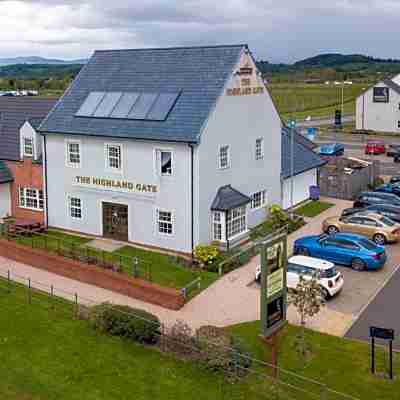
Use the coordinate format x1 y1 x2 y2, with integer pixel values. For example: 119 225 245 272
0 267 363 400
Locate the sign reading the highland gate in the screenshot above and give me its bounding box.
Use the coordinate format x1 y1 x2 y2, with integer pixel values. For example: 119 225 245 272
75 176 158 194
260 232 288 338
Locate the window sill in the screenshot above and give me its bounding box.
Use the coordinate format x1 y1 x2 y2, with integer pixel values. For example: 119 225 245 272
18 206 44 212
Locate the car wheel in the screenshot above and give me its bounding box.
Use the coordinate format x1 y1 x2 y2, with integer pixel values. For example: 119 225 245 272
321 287 330 300
327 225 339 235
351 258 366 271
373 233 386 245
296 247 309 256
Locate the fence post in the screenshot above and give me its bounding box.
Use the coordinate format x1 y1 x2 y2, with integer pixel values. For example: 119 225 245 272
218 263 223 276
28 278 31 304
132 257 139 278
7 270 11 293
74 292 78 319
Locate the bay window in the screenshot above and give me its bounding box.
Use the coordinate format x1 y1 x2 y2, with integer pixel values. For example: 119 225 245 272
226 205 247 239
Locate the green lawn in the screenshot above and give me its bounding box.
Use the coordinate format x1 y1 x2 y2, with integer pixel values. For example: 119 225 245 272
0 279 397 400
229 322 400 400
114 245 219 296
5 229 219 294
294 201 334 218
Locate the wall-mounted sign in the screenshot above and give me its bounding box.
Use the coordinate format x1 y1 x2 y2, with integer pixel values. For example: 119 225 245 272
260 233 288 338
74 176 158 194
226 87 264 96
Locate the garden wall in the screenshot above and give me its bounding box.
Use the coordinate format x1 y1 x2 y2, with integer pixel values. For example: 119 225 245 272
0 239 185 310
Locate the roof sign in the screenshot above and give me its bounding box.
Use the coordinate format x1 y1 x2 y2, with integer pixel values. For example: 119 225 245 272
76 91 179 121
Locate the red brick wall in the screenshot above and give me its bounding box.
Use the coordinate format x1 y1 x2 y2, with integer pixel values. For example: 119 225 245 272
5 159 45 223
0 239 185 310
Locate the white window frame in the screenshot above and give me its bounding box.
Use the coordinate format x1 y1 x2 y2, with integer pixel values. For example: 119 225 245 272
156 208 174 236
226 205 247 240
22 137 34 158
105 143 123 173
251 190 267 210
255 138 264 160
219 145 230 169
18 187 44 211
155 148 174 177
212 211 224 241
69 196 82 220
66 139 81 168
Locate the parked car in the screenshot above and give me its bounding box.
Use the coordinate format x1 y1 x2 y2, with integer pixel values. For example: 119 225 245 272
293 233 386 271
255 255 343 299
374 183 400 198
387 144 400 157
341 204 400 223
322 213 400 245
390 176 400 185
394 154 400 163
353 191 400 208
319 143 345 156
365 140 386 155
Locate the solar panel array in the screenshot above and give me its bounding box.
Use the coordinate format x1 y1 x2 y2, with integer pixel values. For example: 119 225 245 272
75 91 180 121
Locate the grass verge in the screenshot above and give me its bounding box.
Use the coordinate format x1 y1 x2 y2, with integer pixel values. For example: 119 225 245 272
294 201 334 218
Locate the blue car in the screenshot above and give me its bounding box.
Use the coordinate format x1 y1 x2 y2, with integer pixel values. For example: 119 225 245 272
319 143 344 156
293 233 386 271
374 183 400 198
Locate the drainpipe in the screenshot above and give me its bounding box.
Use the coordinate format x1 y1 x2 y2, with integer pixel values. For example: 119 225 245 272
189 144 194 257
43 135 49 228
225 210 229 252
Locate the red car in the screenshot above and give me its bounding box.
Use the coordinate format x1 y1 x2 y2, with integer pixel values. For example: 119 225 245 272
365 140 386 155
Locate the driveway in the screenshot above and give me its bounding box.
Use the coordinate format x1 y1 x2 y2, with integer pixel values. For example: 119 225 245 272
0 196 397 336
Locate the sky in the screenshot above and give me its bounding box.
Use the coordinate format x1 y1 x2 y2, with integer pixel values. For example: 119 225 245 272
1 0 400 63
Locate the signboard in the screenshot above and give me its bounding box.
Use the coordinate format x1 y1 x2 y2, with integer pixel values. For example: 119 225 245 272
370 326 395 341
373 87 389 103
260 232 288 338
74 176 158 195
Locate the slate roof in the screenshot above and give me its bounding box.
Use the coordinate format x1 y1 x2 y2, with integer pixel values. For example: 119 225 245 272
39 45 246 143
0 161 13 184
211 185 251 211
281 127 326 179
0 98 57 161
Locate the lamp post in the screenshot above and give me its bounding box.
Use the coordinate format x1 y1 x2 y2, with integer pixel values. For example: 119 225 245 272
288 119 296 214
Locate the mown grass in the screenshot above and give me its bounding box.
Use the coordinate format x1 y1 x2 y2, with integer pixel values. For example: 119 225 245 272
0 279 398 400
5 229 219 294
294 201 334 218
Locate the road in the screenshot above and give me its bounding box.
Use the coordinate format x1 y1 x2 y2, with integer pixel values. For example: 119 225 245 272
297 115 355 128
346 265 400 350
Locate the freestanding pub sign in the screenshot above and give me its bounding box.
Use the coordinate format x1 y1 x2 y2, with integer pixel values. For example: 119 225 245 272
260 232 288 338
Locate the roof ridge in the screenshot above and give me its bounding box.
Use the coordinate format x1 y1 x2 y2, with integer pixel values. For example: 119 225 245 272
94 44 248 54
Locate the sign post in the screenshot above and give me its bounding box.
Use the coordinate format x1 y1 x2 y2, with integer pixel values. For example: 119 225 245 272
370 326 395 380
260 232 288 377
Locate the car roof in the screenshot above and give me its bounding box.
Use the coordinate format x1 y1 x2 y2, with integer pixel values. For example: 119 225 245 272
361 191 395 198
288 255 335 270
331 232 369 241
351 212 384 220
368 204 400 211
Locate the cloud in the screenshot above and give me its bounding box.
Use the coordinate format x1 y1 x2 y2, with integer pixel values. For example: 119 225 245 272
1 0 400 62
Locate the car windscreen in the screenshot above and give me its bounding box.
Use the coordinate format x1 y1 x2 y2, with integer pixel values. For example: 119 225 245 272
320 267 338 278
359 238 378 251
380 216 396 226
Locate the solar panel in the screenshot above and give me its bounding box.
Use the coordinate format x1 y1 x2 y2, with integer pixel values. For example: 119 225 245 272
93 92 122 117
147 92 180 121
110 93 140 118
128 93 158 119
76 92 105 116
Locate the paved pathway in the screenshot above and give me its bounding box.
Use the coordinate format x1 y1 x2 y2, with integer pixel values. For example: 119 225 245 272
0 197 392 337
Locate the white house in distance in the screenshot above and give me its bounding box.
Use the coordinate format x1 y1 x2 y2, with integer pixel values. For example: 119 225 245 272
39 44 284 255
356 74 400 133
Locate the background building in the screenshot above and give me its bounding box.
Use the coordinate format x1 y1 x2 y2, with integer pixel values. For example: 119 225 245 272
356 74 400 133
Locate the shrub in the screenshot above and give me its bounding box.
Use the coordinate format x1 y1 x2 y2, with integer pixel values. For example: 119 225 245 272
196 325 252 378
164 320 199 357
270 204 289 227
194 244 220 266
89 302 160 345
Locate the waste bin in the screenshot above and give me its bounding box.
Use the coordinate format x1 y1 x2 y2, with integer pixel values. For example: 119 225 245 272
309 185 320 201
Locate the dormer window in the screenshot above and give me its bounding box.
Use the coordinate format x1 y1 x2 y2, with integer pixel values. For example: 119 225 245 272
23 137 34 157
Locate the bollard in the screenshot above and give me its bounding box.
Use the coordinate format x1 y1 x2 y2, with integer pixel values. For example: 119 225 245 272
28 278 32 304
7 270 10 293
74 293 78 319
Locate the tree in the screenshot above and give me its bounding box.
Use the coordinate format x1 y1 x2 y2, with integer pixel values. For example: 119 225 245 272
289 275 325 359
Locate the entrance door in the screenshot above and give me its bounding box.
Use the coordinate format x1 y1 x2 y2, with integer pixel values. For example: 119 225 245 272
102 202 129 241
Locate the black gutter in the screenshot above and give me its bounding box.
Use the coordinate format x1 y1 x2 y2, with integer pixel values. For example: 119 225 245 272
43 135 49 227
225 211 229 252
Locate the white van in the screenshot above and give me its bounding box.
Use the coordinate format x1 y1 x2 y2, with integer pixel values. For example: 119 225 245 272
256 255 343 299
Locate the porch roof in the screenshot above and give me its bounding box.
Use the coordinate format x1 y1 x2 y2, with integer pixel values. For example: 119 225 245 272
211 185 251 212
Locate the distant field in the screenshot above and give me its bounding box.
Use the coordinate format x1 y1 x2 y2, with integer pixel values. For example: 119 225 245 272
268 83 367 121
